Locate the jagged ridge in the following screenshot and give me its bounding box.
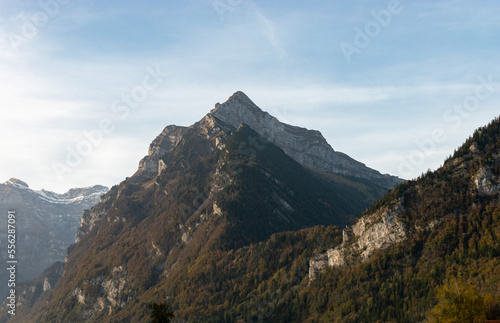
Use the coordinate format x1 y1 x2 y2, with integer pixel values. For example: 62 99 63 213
211 91 403 189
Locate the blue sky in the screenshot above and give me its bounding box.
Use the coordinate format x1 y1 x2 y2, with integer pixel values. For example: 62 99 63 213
1 0 499 192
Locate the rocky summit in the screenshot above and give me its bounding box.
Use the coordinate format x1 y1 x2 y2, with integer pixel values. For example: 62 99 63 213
133 91 403 189
211 91 403 189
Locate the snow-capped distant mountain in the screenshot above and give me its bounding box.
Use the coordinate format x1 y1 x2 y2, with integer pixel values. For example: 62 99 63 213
0 178 108 296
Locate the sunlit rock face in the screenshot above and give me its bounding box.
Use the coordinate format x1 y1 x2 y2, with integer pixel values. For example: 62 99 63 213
211 91 404 189
309 201 407 281
132 125 188 182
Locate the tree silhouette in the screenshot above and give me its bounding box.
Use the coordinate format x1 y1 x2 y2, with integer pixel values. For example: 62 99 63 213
149 302 175 323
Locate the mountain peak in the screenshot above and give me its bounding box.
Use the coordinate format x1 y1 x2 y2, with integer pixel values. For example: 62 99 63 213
129 92 402 189
222 91 253 105
227 90 251 102
212 90 262 116
6 178 29 188
210 92 403 189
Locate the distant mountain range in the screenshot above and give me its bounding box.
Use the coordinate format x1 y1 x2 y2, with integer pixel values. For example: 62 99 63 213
4 93 498 322
0 179 108 298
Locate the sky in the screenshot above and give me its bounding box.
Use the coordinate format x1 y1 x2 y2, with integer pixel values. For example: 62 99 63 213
0 0 499 193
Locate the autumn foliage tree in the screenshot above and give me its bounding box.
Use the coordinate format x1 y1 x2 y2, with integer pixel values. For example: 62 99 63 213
426 278 491 323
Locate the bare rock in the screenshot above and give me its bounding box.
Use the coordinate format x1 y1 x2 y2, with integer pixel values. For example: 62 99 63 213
309 200 406 280
211 91 403 189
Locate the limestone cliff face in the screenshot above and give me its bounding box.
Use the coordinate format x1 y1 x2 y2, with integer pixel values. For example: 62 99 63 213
309 201 407 280
74 184 120 244
68 265 133 318
211 91 403 189
132 125 188 182
0 179 108 296
474 165 500 196
75 209 107 244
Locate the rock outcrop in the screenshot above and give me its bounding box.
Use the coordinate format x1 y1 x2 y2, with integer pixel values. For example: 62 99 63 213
132 125 188 182
66 265 133 318
1 262 66 321
474 165 500 196
309 200 407 280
